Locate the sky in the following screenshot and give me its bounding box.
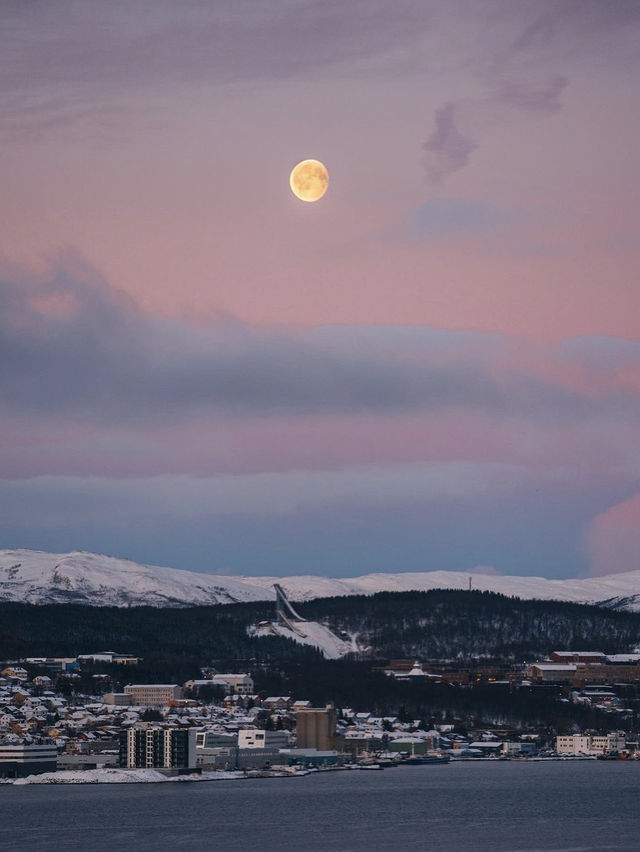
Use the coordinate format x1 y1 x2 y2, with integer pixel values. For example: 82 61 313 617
1 0 639 578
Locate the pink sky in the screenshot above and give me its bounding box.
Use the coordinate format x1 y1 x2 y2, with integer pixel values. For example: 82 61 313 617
1 0 639 577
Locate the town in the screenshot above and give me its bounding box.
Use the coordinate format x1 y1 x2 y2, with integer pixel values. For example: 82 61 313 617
2 646 639 781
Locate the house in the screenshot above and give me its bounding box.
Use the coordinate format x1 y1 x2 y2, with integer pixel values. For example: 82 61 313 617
262 696 291 711
525 663 576 682
1 668 28 681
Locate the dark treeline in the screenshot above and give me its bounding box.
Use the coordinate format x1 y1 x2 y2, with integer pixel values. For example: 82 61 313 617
2 590 640 664
295 590 640 660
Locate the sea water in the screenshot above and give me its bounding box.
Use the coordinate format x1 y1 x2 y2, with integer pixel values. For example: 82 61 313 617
1 761 637 851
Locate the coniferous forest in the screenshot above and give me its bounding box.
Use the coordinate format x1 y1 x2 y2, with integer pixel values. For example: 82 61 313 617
3 589 640 665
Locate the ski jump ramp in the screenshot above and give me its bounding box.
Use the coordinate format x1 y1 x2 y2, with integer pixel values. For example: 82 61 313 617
252 584 358 659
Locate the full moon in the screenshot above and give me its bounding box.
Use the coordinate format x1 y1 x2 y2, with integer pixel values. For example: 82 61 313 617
289 159 329 202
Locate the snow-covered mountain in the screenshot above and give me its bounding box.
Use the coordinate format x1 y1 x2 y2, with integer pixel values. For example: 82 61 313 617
2 548 640 611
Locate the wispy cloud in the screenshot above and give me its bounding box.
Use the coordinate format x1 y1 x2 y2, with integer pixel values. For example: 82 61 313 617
493 74 568 113
421 1 640 182
422 102 477 184
411 198 514 237
0 0 432 139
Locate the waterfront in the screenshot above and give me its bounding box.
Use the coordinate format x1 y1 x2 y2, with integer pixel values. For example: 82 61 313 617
1 760 638 852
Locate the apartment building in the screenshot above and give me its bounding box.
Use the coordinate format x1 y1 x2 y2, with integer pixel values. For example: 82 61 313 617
119 726 196 769
123 684 182 706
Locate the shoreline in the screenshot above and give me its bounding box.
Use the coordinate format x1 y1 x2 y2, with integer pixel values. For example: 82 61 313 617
2 755 635 786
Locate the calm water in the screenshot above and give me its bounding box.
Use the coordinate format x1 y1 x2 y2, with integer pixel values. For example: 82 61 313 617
1 761 638 851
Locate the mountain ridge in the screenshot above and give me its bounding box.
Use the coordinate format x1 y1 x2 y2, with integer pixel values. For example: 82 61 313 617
2 548 640 611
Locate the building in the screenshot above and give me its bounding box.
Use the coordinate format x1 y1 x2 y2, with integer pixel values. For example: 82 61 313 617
78 651 140 665
238 729 290 749
103 692 133 706
123 684 182 706
296 705 336 750
119 727 196 769
0 742 58 778
210 674 254 695
262 696 291 710
556 735 591 755
0 667 28 680
556 733 626 756
24 657 78 672
278 749 341 767
525 663 577 683
549 651 606 664
196 731 237 748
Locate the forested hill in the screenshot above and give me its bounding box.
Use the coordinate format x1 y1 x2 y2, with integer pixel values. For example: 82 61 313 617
2 590 640 666
301 590 640 660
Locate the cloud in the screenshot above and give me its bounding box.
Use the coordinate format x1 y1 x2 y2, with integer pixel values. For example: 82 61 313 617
587 493 640 576
411 198 514 237
508 1 640 56
493 74 568 113
419 1 640 182
0 0 433 139
422 102 477 184
2 256 640 429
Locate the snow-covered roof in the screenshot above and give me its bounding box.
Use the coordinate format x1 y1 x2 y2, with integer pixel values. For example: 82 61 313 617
551 651 605 657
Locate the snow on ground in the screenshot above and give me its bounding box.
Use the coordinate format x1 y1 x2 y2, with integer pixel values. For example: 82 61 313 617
3 768 309 785
2 548 640 611
253 619 355 659
8 768 246 784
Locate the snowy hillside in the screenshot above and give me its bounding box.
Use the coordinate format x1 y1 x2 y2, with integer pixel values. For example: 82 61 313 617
2 548 640 611
0 550 269 607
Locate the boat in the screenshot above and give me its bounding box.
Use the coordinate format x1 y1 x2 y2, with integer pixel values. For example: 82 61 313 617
403 755 450 765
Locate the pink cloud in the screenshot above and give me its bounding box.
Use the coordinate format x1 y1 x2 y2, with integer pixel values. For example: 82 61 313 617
587 493 640 576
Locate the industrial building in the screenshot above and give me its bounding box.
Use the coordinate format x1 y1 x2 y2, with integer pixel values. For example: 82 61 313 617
295 704 337 750
0 742 58 778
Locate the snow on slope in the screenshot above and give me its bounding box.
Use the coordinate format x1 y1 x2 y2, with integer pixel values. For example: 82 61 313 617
252 620 356 660
253 570 640 611
0 550 269 607
2 548 640 611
